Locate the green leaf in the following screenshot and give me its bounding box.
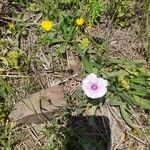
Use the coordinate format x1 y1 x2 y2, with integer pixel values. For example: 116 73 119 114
118 12 125 17
74 43 84 57
108 100 124 106
0 68 5 72
7 50 20 59
107 94 122 106
133 95 150 109
57 44 66 55
130 83 147 91
87 106 98 115
60 16 76 42
79 38 90 49
0 78 12 99
82 57 93 73
129 90 150 96
109 70 128 79
119 105 136 128
7 50 21 69
119 93 134 106
131 77 146 84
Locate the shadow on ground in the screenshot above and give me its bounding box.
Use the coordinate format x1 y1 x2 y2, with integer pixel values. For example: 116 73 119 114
65 115 111 150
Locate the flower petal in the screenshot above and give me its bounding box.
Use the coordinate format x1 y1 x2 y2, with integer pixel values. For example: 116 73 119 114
97 78 108 87
82 73 108 99
82 73 97 85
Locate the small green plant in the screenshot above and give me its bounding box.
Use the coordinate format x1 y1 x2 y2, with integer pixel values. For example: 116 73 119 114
0 50 24 71
39 13 108 59
0 79 13 149
88 0 105 24
0 122 14 150
40 0 105 25
0 78 12 123
100 60 150 127
142 0 150 63
110 0 133 27
42 115 68 150
75 35 108 74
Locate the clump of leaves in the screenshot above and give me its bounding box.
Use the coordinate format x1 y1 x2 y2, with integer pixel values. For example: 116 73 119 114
0 123 13 149
101 60 150 128
0 79 13 148
0 50 22 71
88 0 106 24
75 35 108 74
40 0 105 24
0 78 12 123
41 109 69 150
142 0 150 63
7 50 21 69
110 0 134 27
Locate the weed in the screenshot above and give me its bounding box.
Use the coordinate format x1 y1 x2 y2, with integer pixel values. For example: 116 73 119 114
109 0 134 27
40 0 105 24
142 0 150 63
0 78 13 149
100 59 150 127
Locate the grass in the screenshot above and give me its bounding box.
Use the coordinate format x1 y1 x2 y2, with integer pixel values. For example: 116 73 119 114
142 0 150 64
0 0 150 149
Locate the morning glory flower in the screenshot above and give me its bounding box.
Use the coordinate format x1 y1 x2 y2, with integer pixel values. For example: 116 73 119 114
82 73 108 99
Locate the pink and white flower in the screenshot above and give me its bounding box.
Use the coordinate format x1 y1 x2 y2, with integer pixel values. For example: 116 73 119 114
82 73 108 99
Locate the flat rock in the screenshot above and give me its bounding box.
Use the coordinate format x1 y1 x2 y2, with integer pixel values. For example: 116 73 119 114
9 85 64 124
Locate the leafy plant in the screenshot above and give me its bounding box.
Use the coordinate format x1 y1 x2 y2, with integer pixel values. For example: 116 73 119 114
0 78 12 123
100 60 150 127
0 122 14 149
0 78 13 149
142 0 150 63
40 0 105 24
7 50 21 69
88 0 105 24
110 0 134 27
74 34 108 74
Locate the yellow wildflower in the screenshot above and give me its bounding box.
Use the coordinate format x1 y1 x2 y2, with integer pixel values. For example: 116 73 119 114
40 20 53 32
7 22 14 30
76 17 85 26
120 80 129 90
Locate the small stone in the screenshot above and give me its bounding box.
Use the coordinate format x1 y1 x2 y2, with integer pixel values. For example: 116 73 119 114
110 41 118 45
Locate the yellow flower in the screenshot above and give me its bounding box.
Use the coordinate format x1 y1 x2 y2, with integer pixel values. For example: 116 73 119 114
120 80 129 90
40 20 53 32
7 22 14 30
76 17 85 26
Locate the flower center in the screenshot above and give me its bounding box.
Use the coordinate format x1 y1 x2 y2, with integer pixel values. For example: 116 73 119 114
91 84 98 90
